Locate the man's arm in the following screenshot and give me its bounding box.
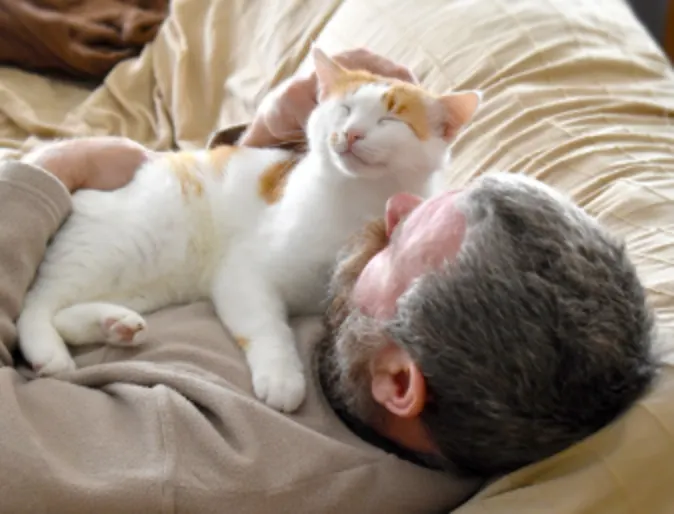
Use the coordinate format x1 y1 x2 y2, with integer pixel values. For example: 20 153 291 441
0 153 170 513
0 136 150 364
0 161 71 365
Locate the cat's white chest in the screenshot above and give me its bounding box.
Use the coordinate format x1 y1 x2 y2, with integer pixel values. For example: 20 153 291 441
261 191 370 316
272 247 334 316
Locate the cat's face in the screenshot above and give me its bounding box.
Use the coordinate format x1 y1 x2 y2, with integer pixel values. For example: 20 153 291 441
306 48 481 182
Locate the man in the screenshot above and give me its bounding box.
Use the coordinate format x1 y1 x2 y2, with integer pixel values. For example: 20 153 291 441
0 50 655 513
239 50 658 475
316 172 656 475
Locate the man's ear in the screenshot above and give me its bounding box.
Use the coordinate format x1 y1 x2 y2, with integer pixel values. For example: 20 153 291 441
370 344 427 419
436 90 482 141
312 46 347 99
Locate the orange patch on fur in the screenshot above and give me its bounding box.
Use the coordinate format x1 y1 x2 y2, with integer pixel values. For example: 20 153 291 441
208 145 237 174
168 152 203 197
235 336 249 350
327 69 392 98
258 156 299 204
382 84 430 140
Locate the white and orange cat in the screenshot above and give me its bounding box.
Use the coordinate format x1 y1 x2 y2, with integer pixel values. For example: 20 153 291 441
18 48 480 412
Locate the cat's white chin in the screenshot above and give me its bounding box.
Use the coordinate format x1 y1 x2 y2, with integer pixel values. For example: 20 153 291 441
333 151 387 180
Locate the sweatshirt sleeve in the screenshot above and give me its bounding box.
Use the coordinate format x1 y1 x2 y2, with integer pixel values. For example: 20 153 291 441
0 160 72 366
0 161 169 513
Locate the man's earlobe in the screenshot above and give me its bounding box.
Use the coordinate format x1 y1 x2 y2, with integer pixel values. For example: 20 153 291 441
371 344 427 419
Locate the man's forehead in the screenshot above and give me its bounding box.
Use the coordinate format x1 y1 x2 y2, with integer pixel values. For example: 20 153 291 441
405 191 466 248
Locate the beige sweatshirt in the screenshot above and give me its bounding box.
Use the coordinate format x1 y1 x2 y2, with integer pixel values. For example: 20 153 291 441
0 161 482 513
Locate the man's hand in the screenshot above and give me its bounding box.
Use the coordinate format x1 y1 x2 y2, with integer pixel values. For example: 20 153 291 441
238 48 419 148
22 137 152 193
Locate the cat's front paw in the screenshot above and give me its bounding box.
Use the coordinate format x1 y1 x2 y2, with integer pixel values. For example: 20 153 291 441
252 365 307 413
31 346 76 377
246 342 306 413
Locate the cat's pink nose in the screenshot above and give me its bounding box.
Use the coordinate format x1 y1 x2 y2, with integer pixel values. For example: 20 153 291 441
344 129 364 151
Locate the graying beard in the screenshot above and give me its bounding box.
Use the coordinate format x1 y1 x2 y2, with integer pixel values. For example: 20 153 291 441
319 310 385 424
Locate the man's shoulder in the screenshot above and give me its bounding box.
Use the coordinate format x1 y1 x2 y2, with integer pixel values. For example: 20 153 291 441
75 306 480 512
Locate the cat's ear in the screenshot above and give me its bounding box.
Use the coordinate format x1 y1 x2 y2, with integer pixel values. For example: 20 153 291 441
312 46 346 98
435 90 482 141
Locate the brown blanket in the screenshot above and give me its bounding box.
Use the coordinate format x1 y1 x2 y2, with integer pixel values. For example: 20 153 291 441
0 0 168 81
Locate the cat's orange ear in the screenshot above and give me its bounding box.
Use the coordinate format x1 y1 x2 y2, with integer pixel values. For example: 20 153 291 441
312 46 347 99
436 90 482 141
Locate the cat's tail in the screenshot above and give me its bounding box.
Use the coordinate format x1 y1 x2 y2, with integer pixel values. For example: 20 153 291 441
17 300 76 376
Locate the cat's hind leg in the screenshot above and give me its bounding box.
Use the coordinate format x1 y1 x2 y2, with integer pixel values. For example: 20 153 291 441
18 228 148 374
54 302 148 347
17 302 75 376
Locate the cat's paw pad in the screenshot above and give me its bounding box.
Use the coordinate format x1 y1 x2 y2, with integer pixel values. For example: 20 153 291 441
252 365 306 413
32 348 76 377
102 313 147 346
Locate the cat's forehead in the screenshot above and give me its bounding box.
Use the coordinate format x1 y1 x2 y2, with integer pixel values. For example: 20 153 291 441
328 68 391 97
348 83 394 104
330 72 427 102
338 80 433 140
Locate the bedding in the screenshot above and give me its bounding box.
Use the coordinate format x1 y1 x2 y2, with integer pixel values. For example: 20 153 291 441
1 0 673 511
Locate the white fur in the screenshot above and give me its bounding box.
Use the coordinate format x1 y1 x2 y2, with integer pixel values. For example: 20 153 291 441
18 83 454 412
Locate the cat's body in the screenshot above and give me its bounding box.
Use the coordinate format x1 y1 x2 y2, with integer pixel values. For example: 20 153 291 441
64 146 398 316
18 48 480 412
56 146 338 316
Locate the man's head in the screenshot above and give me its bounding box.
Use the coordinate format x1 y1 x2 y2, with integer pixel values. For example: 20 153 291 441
318 172 657 477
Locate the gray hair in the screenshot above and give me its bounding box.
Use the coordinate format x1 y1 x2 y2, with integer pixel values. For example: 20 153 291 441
384 173 657 476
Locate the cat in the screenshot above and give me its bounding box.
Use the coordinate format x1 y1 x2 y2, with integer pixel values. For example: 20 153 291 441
17 47 481 413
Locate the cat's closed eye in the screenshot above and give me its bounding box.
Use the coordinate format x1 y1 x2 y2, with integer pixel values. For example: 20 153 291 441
339 104 351 116
377 116 401 125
